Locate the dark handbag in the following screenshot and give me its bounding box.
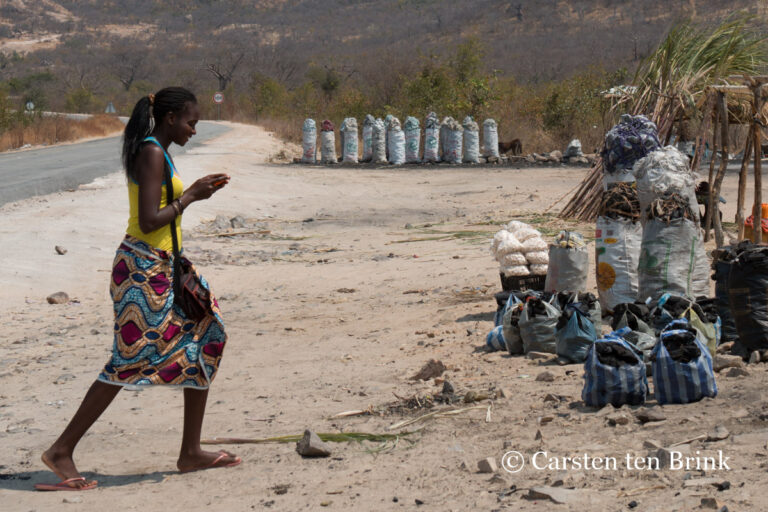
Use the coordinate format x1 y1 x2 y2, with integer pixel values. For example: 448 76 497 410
164 159 212 321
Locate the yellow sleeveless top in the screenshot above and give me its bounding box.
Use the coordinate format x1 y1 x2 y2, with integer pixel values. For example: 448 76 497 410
125 138 184 252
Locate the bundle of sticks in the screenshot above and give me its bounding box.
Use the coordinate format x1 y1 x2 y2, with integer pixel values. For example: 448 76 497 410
558 161 604 221
599 182 641 221
645 193 696 224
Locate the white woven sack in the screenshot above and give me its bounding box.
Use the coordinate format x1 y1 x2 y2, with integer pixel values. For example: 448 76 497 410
462 116 480 163
320 131 337 163
372 119 387 164
301 118 317 163
444 128 463 164
595 216 642 312
388 126 406 165
362 115 375 161
340 118 358 163
483 119 500 158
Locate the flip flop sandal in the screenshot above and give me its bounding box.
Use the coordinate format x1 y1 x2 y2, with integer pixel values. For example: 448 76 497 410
35 477 98 491
179 451 241 473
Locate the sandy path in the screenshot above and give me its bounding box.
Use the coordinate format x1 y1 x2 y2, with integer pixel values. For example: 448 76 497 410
1 123 767 511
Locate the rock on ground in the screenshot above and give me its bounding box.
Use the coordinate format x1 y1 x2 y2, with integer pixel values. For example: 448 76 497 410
46 291 69 304
296 430 332 458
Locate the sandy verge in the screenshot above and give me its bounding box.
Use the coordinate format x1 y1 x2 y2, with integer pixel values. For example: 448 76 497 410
0 122 766 511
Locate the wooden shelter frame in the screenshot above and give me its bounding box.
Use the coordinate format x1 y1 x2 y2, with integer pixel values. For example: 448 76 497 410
700 75 768 246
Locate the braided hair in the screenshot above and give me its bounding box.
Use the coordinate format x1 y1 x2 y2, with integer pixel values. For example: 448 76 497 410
122 86 197 182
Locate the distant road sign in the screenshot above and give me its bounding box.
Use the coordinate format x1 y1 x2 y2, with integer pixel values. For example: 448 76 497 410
213 92 224 104
25 101 34 111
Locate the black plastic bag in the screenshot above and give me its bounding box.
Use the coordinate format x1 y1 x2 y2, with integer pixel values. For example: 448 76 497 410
727 243 768 352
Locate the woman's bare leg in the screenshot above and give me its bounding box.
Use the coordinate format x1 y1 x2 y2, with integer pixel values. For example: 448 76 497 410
176 387 239 472
41 380 121 488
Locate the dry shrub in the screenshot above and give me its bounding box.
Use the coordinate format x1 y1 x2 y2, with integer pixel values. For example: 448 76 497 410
255 115 302 145
0 114 124 152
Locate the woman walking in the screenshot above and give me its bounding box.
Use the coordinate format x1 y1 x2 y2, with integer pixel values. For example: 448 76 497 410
36 87 238 491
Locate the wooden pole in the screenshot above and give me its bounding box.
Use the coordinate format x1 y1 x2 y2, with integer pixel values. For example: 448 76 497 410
704 96 720 241
711 91 729 247
663 102 677 146
753 84 764 244
707 101 719 188
736 135 752 240
691 93 715 172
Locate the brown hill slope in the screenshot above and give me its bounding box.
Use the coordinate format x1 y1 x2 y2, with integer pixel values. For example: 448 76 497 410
1 0 765 80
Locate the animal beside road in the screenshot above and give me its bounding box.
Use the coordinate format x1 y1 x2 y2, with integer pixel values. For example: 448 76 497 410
499 139 523 155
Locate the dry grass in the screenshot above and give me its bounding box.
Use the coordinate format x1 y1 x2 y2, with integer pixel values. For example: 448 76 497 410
251 115 302 145
0 114 124 152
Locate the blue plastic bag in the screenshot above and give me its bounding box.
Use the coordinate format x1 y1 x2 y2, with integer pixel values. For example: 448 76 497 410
485 325 506 352
519 296 560 354
652 320 717 404
582 334 649 407
502 295 526 355
495 293 520 327
556 305 597 363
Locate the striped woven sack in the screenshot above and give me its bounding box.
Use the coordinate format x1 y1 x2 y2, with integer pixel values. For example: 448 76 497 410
582 335 648 407
485 325 506 352
652 321 717 405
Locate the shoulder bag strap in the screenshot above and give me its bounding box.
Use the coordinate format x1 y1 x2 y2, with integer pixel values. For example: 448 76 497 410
141 136 182 295
162 152 182 297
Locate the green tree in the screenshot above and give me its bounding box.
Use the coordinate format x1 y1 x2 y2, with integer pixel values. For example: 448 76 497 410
65 88 95 113
0 85 16 132
248 73 288 117
306 66 342 99
7 72 55 111
402 61 455 116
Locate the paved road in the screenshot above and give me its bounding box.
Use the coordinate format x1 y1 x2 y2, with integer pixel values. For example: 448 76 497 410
0 122 230 206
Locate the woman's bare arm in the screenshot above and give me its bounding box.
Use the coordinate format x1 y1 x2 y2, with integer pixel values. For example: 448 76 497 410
136 145 230 234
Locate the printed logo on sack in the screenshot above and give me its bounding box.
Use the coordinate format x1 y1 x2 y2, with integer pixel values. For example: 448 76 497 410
597 262 616 291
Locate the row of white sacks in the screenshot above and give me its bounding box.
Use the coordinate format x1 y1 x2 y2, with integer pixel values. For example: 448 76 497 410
301 114 501 165
596 146 709 311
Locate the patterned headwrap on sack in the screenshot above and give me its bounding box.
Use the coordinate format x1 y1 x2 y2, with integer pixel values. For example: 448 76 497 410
602 114 661 174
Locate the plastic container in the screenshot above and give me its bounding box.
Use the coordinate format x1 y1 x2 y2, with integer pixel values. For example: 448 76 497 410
500 273 546 292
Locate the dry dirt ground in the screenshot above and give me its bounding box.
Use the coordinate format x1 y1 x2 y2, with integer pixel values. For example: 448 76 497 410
1 122 767 512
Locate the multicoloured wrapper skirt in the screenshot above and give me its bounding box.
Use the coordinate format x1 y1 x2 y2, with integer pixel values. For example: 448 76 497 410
98 235 227 389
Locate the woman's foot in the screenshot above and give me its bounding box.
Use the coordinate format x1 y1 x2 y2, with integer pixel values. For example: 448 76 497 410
41 448 96 489
177 449 241 473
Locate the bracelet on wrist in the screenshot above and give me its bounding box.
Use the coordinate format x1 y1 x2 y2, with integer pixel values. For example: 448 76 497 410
170 200 181 217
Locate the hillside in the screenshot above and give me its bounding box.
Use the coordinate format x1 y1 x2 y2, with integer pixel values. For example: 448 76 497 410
1 0 763 81
1 0 767 153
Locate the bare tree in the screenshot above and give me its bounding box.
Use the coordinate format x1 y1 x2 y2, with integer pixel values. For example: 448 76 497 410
249 40 304 86
203 52 245 91
56 35 107 93
108 37 152 91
